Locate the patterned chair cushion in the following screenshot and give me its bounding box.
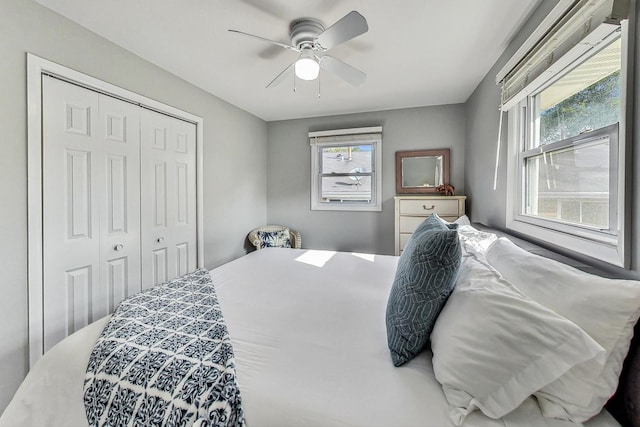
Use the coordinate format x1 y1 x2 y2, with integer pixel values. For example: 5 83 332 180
256 229 292 248
386 214 462 367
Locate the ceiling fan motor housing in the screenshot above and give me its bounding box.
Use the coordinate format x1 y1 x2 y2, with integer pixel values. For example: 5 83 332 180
290 19 325 50
229 11 368 88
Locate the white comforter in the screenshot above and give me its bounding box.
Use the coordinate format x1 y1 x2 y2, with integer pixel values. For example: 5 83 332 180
0 248 621 427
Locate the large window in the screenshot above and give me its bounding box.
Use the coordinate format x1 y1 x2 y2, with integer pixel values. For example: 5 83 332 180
523 38 621 231
506 31 627 266
523 124 618 230
310 127 382 211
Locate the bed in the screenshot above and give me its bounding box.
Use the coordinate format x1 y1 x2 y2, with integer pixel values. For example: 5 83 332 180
1 221 638 427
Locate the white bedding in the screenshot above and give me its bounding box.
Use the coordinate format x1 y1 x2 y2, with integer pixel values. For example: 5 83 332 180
0 248 621 427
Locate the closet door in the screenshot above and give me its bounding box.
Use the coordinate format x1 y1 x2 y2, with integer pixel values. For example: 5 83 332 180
98 94 142 312
42 76 141 352
140 108 197 289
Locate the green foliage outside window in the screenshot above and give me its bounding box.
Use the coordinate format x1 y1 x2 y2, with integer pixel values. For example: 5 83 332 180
539 70 620 144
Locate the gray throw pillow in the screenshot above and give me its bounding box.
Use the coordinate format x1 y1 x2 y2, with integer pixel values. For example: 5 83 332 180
410 212 457 242
386 214 462 366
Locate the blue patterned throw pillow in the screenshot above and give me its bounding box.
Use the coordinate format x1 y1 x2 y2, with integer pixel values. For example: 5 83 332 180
257 229 292 248
409 212 457 244
386 214 462 366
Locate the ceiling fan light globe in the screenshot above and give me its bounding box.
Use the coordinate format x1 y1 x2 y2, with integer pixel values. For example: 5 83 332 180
295 58 320 80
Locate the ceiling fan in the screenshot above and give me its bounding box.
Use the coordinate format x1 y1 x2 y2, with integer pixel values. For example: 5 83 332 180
229 11 369 89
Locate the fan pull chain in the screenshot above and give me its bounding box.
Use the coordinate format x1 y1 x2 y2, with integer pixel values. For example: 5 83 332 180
293 72 296 92
318 72 321 98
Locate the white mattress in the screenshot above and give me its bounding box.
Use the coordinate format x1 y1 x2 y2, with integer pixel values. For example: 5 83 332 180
0 248 621 427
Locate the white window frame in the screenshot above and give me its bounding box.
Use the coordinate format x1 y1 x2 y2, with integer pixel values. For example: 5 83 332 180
310 127 382 211
505 28 629 267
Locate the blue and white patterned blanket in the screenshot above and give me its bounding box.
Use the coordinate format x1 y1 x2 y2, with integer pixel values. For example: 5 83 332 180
83 269 244 427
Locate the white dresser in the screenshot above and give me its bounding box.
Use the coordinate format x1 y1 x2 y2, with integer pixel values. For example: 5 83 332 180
394 195 467 255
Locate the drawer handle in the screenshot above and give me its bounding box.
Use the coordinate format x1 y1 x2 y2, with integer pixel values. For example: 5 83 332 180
422 204 436 211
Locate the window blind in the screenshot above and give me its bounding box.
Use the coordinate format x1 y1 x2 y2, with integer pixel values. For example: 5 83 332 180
498 0 628 110
309 126 382 145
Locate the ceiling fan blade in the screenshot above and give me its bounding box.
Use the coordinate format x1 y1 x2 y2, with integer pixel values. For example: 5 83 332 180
319 56 366 86
228 29 298 52
266 62 295 88
315 11 368 50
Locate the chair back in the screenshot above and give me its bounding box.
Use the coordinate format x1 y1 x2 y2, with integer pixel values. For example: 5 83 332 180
248 225 301 249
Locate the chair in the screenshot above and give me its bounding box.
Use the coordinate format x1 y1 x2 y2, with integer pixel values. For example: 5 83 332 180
248 225 302 250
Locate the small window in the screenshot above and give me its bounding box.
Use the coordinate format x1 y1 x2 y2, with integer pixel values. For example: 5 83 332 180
319 144 373 203
310 127 382 211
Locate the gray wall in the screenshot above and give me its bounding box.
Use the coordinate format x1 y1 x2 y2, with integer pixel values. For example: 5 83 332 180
0 0 267 411
266 105 466 255
465 0 640 279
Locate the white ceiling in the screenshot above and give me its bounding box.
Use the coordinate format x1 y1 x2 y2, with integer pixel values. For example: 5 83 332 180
35 0 541 121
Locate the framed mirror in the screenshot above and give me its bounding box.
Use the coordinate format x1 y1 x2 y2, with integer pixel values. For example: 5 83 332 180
395 149 450 194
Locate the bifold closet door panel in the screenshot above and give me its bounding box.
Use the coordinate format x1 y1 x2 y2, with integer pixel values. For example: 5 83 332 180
42 77 99 352
42 76 142 352
140 108 197 289
98 94 142 313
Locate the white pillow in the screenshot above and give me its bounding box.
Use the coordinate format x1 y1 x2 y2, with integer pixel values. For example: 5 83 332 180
432 218 497 272
486 238 640 422
430 256 605 426
453 215 471 226
441 217 498 257
456 224 497 256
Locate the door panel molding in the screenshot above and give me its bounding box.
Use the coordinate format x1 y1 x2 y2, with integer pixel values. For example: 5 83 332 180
27 53 205 367
140 108 197 290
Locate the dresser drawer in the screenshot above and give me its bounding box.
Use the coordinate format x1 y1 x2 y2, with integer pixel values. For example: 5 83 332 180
399 198 459 216
394 195 466 256
394 196 466 255
399 233 412 251
399 215 459 234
